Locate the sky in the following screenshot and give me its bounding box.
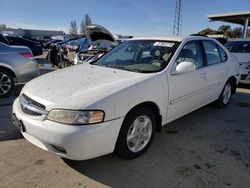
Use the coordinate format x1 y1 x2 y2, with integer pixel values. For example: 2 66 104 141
1 0 250 37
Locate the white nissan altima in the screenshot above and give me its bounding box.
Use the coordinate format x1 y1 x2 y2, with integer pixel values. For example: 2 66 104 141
12 36 239 160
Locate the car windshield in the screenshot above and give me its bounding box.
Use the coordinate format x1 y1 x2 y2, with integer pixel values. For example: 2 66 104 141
93 40 179 73
225 41 250 53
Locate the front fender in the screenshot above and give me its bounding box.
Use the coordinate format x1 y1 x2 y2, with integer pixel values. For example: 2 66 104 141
86 72 169 124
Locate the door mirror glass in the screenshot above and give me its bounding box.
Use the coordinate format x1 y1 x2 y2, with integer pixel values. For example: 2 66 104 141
174 61 196 74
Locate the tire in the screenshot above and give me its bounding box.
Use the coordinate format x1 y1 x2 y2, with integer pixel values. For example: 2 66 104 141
115 106 156 159
214 81 232 108
0 69 14 98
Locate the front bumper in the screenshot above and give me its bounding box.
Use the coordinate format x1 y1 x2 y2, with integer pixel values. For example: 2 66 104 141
239 69 250 84
12 98 124 160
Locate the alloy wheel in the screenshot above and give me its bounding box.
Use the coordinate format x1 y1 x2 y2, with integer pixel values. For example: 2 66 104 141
222 83 231 105
126 115 153 153
0 72 12 96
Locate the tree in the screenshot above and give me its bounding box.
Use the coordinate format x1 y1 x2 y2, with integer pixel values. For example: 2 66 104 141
199 25 244 38
218 25 231 33
79 14 92 35
199 28 216 35
231 27 242 38
69 20 78 36
79 19 85 35
84 14 92 27
0 24 7 29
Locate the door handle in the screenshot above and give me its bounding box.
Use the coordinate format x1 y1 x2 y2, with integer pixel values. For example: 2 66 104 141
200 73 207 81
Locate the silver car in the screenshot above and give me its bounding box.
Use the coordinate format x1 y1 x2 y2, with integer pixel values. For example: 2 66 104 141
0 42 39 97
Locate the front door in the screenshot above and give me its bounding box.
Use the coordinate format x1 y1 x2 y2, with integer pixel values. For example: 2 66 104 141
167 40 209 121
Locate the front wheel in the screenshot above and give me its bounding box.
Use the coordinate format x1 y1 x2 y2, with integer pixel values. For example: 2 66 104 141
115 106 156 159
214 81 232 108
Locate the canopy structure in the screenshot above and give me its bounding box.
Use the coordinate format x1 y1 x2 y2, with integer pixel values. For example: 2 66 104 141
208 11 250 38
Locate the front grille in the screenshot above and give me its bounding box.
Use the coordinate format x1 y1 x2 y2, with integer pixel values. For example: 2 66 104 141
20 94 47 116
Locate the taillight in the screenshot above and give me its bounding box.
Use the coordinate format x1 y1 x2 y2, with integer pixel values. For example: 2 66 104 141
20 52 33 58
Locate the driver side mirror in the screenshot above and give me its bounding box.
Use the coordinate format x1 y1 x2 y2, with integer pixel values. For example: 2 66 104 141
173 61 196 75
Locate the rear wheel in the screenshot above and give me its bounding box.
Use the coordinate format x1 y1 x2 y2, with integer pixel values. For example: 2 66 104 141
214 81 232 108
115 106 156 159
0 69 14 98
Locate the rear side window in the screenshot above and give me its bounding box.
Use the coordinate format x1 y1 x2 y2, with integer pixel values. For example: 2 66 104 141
202 40 221 65
217 45 227 62
225 41 250 53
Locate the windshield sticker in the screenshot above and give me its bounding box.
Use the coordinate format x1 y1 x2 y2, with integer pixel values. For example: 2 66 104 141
153 42 175 47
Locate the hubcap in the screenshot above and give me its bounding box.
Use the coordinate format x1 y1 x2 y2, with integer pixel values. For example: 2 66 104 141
126 115 153 153
222 83 231 105
0 72 12 96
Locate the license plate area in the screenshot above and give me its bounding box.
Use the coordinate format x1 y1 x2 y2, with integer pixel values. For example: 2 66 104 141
12 113 25 132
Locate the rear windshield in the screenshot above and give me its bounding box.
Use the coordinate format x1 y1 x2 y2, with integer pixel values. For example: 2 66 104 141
225 41 250 53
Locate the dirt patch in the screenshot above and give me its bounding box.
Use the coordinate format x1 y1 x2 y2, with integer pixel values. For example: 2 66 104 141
205 162 215 169
34 159 45 165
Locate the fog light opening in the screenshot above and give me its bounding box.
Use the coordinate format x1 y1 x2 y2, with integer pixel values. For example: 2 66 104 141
51 145 67 154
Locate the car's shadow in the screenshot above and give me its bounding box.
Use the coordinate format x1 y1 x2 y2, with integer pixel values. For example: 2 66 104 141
0 85 23 141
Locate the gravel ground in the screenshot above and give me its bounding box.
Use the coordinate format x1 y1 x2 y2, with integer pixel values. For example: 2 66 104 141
0 61 250 188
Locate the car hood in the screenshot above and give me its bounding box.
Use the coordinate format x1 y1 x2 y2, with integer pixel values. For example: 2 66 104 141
85 24 118 49
22 64 149 110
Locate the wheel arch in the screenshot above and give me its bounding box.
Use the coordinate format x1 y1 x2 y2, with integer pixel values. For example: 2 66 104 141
124 101 162 132
227 76 237 94
0 65 17 82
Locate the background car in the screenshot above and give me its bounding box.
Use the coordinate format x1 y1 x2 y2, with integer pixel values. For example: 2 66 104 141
5 36 43 56
0 34 9 45
43 39 63 49
74 24 118 64
225 39 250 84
0 42 39 97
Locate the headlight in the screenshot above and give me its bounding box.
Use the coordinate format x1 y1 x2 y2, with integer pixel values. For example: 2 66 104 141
46 109 105 125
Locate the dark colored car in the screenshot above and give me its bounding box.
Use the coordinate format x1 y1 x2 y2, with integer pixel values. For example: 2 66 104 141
6 36 43 56
0 34 9 45
44 39 63 49
21 36 44 48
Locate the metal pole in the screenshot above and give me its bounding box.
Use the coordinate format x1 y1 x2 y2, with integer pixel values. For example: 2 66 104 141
242 17 249 38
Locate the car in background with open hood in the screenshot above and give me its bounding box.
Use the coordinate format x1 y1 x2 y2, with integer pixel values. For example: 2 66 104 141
74 24 118 65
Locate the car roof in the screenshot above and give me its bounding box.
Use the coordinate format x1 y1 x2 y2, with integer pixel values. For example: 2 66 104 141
130 35 209 42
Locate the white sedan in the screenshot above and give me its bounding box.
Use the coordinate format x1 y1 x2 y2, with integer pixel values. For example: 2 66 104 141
225 39 250 84
12 36 239 160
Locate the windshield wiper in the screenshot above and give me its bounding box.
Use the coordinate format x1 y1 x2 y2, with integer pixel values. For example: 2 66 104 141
111 65 141 73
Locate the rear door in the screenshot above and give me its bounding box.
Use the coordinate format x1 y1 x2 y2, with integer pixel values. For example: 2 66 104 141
201 40 230 101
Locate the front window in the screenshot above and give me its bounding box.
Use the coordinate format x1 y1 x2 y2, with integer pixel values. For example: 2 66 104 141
93 40 179 73
176 41 204 68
